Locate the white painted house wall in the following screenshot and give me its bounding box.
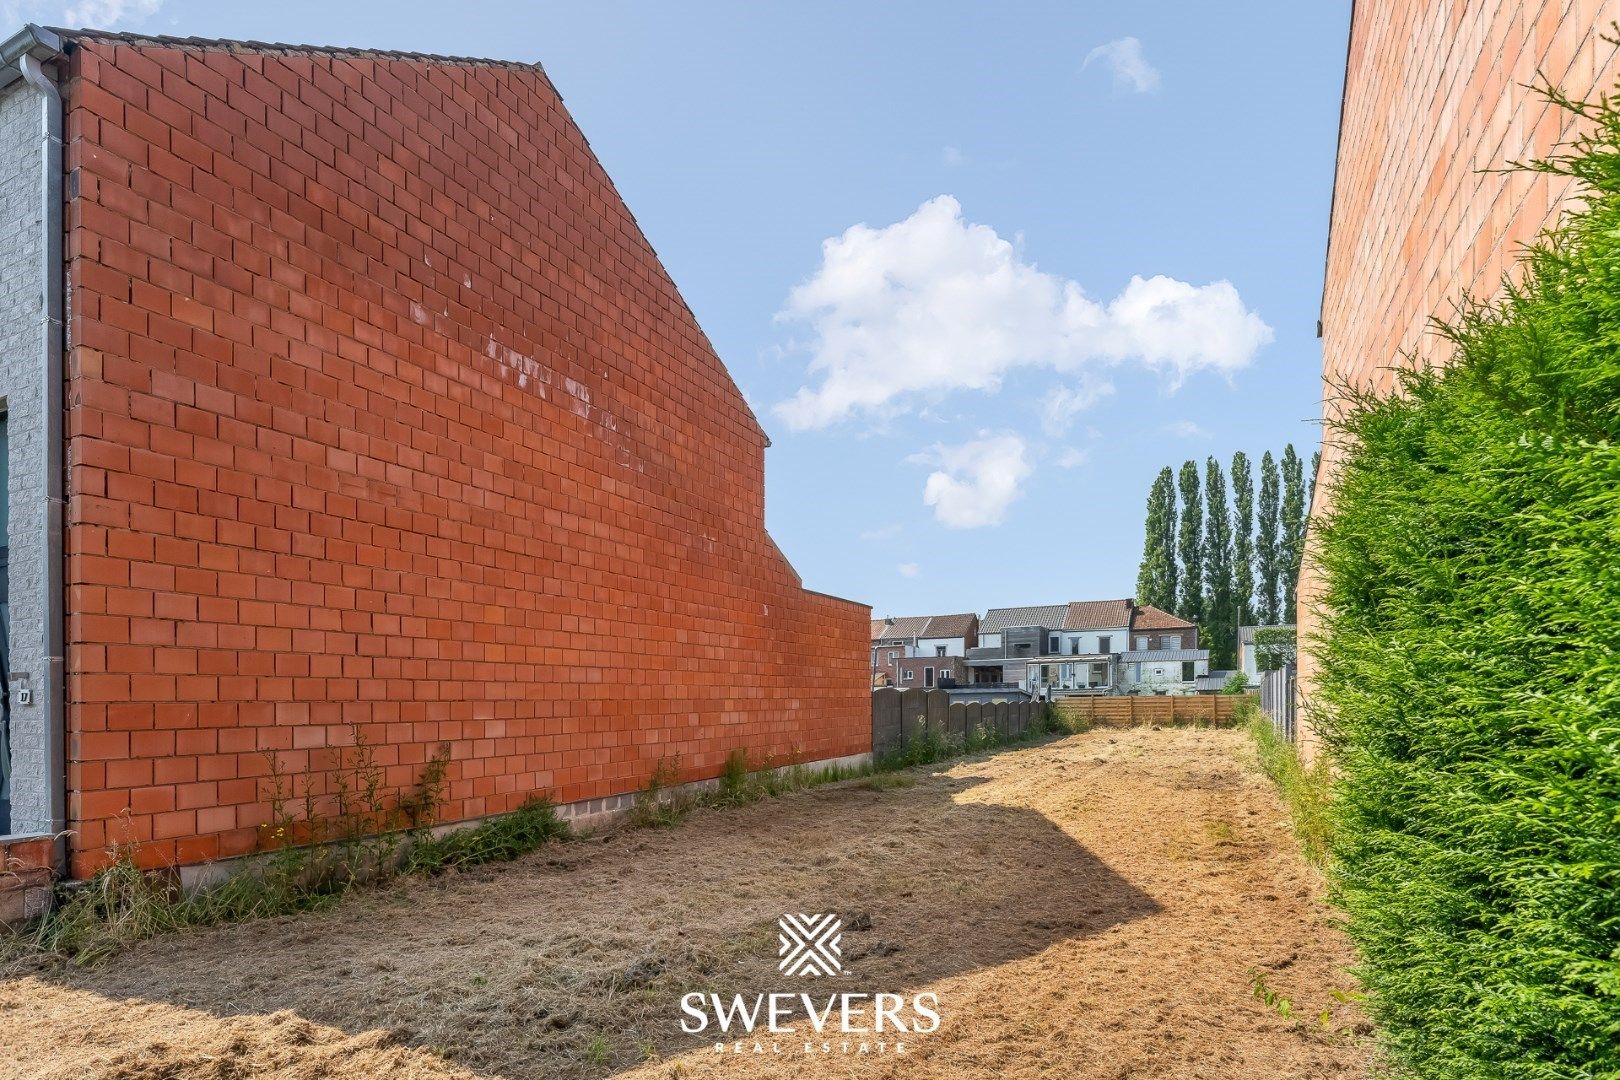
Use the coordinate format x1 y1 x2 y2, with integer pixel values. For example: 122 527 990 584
1117 655 1209 695
915 635 967 657
1060 628 1128 655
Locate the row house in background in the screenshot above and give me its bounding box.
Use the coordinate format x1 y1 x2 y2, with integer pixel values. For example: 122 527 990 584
966 598 1207 696
869 613 978 689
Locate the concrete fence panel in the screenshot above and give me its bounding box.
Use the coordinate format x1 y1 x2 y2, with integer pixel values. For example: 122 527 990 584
899 688 927 745
871 688 902 755
925 690 949 739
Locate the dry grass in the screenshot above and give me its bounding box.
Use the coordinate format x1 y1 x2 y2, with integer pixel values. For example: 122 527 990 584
0 728 1371 1078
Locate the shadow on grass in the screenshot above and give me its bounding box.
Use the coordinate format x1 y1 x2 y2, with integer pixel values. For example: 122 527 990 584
6 748 1158 1079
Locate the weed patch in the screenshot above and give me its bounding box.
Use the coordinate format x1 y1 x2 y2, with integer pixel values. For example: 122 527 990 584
1243 703 1333 867
406 799 569 876
13 732 533 963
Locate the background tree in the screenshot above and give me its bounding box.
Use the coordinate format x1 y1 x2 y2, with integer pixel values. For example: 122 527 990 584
1309 449 1321 511
1257 451 1281 623
1231 451 1255 627
1135 467 1177 611
1203 456 1235 668
1252 626 1297 672
1280 443 1306 622
1176 460 1204 629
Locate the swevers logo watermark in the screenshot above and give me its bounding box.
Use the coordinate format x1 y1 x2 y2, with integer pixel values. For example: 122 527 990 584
679 912 940 1058
778 913 842 976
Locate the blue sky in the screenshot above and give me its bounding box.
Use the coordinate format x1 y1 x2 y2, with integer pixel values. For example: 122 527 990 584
18 0 1350 619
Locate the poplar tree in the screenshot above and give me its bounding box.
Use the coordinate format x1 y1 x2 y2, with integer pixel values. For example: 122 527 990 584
1281 443 1306 623
1135 467 1177 611
1203 456 1235 669
1231 451 1255 627
1176 461 1204 629
1257 451 1281 624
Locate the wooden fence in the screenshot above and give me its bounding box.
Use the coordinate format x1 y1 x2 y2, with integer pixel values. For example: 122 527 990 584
1052 693 1249 729
870 688 1039 756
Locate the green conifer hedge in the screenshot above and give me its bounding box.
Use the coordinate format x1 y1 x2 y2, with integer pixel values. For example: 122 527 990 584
1313 86 1620 1078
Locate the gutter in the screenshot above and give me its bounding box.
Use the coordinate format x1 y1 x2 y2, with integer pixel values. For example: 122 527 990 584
2 24 67 870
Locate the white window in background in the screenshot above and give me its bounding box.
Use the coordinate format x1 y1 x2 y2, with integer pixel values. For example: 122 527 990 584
1098 635 1112 653
935 645 946 656
1163 634 1181 649
1135 636 1148 650
1049 633 1060 653
924 666 934 687
902 669 914 682
1181 661 1196 681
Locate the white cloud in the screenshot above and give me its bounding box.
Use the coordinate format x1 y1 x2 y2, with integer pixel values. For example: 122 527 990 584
62 0 162 27
1166 419 1207 438
1041 377 1114 436
1056 447 1089 469
1083 37 1160 93
942 145 966 167
861 523 902 542
910 433 1031 529
897 562 920 577
773 196 1270 430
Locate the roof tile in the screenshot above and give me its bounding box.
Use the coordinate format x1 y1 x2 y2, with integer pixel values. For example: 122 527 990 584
1131 604 1196 631
1063 599 1133 630
980 604 1069 634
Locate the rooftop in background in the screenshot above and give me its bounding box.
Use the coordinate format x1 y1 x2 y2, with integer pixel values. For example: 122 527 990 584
1119 648 1208 662
980 598 1199 635
980 604 1073 634
870 612 978 641
1065 599 1133 630
1132 605 1196 631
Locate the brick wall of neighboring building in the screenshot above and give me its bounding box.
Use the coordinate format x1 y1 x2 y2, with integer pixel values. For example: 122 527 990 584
1133 630 1196 652
1302 2 1620 756
871 643 906 688
895 656 966 690
57 34 869 877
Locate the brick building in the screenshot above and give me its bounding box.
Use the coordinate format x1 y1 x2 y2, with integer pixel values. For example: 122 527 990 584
1303 3 1620 755
869 612 977 687
893 655 967 690
0 25 869 900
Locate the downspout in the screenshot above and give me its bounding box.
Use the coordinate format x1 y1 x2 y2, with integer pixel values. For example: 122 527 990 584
8 27 67 868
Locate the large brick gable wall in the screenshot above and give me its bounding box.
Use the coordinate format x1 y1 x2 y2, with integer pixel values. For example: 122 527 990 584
61 36 868 876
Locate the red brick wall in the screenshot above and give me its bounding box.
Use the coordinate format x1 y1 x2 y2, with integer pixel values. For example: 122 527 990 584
1301 2 1620 757
871 644 905 688
895 656 966 689
59 36 869 877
